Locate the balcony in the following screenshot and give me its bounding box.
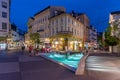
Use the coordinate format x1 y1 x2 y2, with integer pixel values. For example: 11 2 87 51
37 29 44 32
57 31 73 35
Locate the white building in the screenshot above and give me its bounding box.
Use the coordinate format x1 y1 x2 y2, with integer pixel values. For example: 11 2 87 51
0 0 10 50
89 26 97 48
109 11 120 52
0 0 10 37
49 13 84 51
27 6 91 51
32 6 66 42
8 24 25 49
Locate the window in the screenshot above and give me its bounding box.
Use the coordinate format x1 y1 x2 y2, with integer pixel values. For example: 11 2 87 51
2 2 7 8
61 18 63 22
56 19 58 24
56 27 58 33
52 21 54 25
2 23 7 30
68 27 70 31
72 20 74 24
68 18 70 23
61 26 63 31
72 28 73 32
2 12 7 18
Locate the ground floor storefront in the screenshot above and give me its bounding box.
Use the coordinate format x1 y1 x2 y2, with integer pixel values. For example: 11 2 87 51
50 38 83 51
25 37 84 52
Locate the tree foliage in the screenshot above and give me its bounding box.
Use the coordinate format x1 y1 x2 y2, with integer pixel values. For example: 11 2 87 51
104 22 120 52
105 36 119 46
30 33 40 44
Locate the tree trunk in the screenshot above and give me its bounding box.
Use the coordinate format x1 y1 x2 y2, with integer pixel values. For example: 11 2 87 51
64 38 68 51
112 46 113 53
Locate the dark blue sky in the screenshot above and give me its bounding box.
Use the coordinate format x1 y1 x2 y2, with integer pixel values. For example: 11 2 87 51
10 0 120 32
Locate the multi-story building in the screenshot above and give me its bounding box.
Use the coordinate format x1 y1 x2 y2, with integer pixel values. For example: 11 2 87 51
89 26 97 48
26 6 90 51
49 13 84 51
25 17 34 46
0 0 10 37
0 0 10 49
8 24 25 49
109 11 120 52
109 11 120 38
76 13 90 42
32 6 65 42
69 12 90 42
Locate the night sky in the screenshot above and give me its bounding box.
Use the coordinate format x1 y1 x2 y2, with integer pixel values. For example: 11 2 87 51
10 0 120 32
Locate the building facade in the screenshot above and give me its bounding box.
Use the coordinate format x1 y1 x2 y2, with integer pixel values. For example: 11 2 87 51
49 13 84 51
109 11 120 52
0 0 10 50
32 6 65 42
0 0 10 37
26 6 91 51
76 13 90 42
109 11 120 38
8 24 25 49
25 17 34 46
89 26 97 48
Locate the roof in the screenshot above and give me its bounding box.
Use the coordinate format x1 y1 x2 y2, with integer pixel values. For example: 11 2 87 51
30 17 34 20
11 24 17 31
34 6 50 16
111 11 120 14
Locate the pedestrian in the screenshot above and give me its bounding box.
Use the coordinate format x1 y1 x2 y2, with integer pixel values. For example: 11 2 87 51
29 45 33 56
21 45 25 51
35 46 39 56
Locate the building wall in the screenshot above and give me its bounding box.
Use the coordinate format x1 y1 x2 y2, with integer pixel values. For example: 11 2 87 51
33 9 50 38
32 6 66 44
25 18 34 45
77 14 90 42
49 14 84 40
109 11 120 53
110 13 120 37
0 0 10 37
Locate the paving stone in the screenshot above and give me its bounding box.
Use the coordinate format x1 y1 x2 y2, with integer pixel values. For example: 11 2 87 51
0 72 21 80
0 62 19 74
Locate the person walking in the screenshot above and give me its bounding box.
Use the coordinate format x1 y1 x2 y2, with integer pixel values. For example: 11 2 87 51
35 46 39 56
29 45 33 56
21 45 25 52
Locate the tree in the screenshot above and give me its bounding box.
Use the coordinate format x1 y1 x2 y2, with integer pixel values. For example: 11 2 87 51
105 36 119 53
104 23 119 53
30 33 41 46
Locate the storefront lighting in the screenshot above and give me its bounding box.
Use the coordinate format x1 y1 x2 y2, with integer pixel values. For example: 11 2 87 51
80 43 82 47
70 41 73 44
74 41 77 44
55 41 58 44
60 38 63 41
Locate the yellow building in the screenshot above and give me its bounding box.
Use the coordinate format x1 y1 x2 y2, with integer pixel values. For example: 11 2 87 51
26 6 89 51
25 17 34 46
32 6 65 43
49 13 84 51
